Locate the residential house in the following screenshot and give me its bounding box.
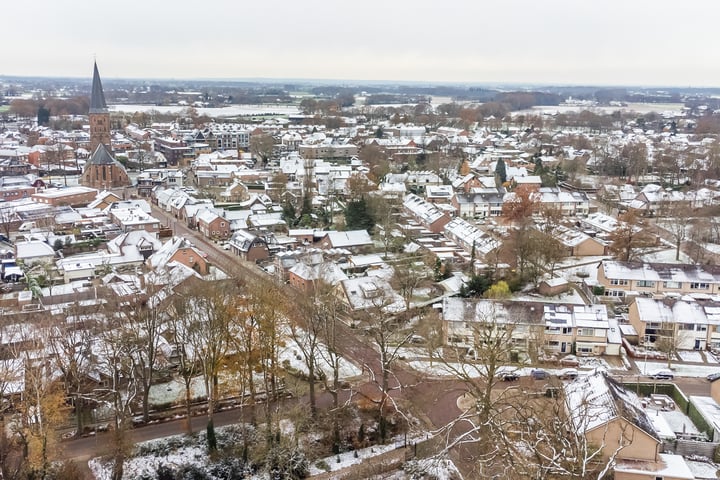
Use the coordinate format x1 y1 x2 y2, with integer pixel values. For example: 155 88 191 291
628 297 720 351
443 217 499 260
442 297 612 358
196 210 230 240
552 225 607 257
597 261 720 299
108 208 160 236
147 237 211 275
316 230 373 251
403 194 451 234
338 276 405 313
15 240 55 266
441 297 543 355
452 189 506 219
564 373 693 480
287 261 348 292
227 230 269 262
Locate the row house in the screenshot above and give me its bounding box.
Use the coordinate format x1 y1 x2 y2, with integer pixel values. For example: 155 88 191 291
452 189 505 219
298 143 358 160
597 260 720 299
442 217 499 259
403 194 451 234
629 297 720 351
542 304 612 356
442 297 543 356
442 297 614 358
532 188 590 216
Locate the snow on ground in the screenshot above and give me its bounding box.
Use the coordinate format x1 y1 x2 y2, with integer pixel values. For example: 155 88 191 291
148 376 206 407
556 256 608 282
690 396 720 435
703 243 720 255
657 409 700 436
639 248 692 264
384 458 461 480
90 444 208 480
686 460 720 479
307 442 397 475
513 288 586 305
638 361 720 377
280 332 362 379
109 103 301 117
678 351 704 363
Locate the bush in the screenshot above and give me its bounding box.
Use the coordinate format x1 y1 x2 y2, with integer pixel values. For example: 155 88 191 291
208 457 250 480
315 460 330 472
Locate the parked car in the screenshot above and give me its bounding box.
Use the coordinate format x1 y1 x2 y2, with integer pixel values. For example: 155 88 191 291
707 372 720 382
559 355 580 367
558 368 578 380
498 371 519 382
530 368 549 380
648 369 674 380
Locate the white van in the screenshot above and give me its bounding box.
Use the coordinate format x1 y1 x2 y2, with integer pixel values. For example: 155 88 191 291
18 221 36 232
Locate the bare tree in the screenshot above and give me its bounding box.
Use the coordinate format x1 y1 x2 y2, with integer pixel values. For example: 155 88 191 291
176 278 237 451
249 133 275 166
607 211 655 262
358 294 414 444
659 202 693 261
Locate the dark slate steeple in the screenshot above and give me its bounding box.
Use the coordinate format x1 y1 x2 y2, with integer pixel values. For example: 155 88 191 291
89 62 108 114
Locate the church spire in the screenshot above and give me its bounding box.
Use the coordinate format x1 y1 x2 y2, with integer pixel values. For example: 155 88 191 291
89 61 108 114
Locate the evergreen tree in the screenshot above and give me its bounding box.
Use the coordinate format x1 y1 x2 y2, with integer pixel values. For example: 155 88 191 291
495 159 507 184
344 197 375 232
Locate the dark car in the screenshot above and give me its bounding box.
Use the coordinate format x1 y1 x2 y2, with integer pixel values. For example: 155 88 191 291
648 369 674 380
499 371 519 382
707 372 720 382
531 368 549 380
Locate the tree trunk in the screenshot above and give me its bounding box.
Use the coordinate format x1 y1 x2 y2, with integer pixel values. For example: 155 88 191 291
308 359 316 418
142 384 150 423
184 377 193 434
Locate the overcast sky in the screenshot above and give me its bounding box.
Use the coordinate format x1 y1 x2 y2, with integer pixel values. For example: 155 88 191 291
3 0 719 87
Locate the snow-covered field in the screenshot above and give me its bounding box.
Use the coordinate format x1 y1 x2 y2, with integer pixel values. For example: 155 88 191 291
109 104 300 117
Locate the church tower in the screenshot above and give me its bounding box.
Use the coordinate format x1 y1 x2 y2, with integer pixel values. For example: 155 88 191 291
81 62 130 190
88 62 111 153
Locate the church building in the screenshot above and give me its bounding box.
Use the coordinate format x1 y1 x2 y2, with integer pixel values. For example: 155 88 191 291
80 62 131 190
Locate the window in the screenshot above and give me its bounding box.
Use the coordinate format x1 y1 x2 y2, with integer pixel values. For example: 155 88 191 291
577 328 595 337
610 279 628 286
605 290 625 297
690 282 709 290
664 281 682 289
636 280 655 288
